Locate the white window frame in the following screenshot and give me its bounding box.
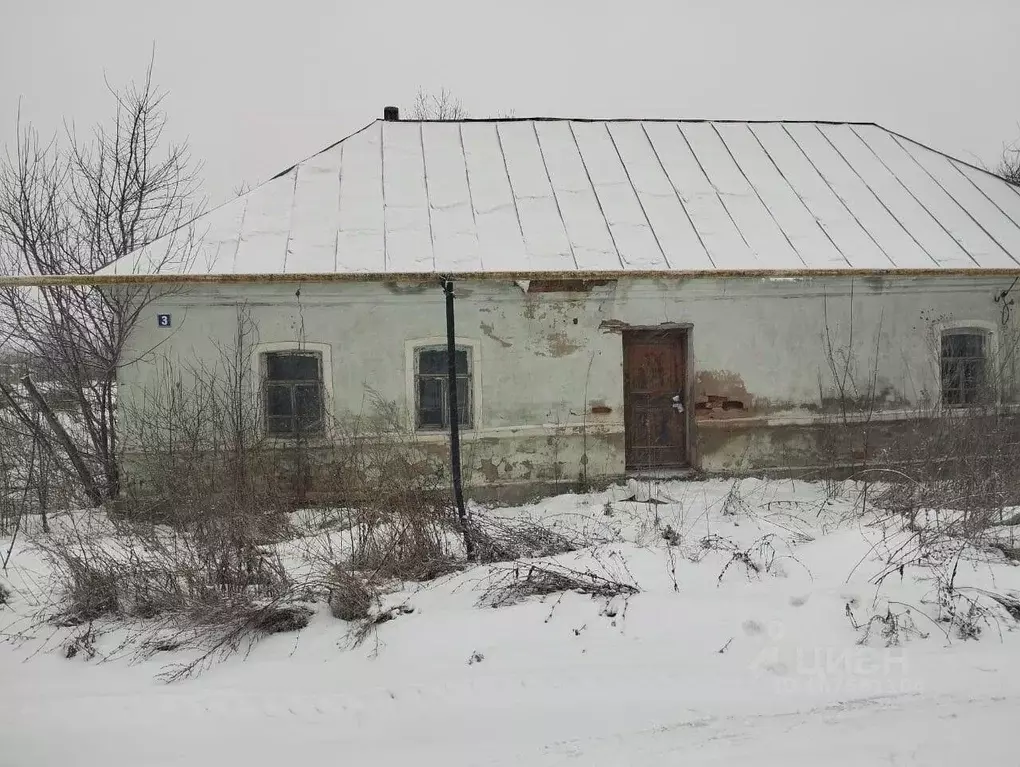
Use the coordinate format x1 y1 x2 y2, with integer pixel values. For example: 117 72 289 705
405 337 481 432
935 320 998 408
253 341 334 438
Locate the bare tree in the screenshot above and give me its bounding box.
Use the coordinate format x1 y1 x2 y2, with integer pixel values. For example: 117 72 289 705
0 60 204 505
1000 143 1020 186
410 87 516 121
411 87 469 120
997 124 1020 185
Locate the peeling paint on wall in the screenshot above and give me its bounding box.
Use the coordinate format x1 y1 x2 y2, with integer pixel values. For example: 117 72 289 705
480 321 513 349
519 296 589 357
543 330 583 357
383 282 430 295
598 319 629 333
598 319 693 334
694 370 754 418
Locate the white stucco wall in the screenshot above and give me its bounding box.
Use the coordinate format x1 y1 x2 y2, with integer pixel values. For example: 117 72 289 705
115 275 1020 487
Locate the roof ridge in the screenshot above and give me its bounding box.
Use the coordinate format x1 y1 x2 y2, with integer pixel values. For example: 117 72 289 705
398 117 882 127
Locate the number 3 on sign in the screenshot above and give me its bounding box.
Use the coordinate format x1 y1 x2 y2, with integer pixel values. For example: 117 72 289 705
157 314 172 328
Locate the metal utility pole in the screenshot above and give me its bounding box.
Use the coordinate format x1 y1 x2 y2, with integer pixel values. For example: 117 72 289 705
442 279 474 560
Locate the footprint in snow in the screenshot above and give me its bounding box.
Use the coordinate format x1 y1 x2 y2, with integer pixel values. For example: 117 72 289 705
742 619 764 635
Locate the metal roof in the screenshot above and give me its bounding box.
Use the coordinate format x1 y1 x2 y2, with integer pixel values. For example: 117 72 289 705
98 119 1020 279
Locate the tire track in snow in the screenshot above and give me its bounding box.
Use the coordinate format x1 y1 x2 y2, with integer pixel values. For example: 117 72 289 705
530 692 1020 765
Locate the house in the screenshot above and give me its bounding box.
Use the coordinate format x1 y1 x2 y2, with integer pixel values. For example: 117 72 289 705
98 110 1020 497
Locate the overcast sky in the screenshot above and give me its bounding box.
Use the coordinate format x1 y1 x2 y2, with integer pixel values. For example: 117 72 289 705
2 0 1018 205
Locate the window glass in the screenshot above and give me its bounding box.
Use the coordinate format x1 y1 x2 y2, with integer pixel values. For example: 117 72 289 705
940 331 987 407
417 349 469 376
267 353 319 382
415 346 472 429
264 351 324 435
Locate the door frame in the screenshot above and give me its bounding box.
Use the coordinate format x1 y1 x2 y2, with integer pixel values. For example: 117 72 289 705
621 325 694 471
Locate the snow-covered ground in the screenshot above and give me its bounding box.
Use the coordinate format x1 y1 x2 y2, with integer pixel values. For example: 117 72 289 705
3 478 1020 766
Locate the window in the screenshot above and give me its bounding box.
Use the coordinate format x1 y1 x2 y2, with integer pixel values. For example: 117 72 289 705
940 330 988 406
415 346 472 430
263 351 325 436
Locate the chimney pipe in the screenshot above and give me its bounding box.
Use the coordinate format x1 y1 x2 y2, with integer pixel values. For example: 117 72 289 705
383 106 399 122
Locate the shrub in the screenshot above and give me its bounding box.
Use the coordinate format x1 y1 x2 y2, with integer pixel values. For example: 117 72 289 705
31 317 471 676
34 509 291 631
468 515 581 564
478 561 638 609
326 566 375 621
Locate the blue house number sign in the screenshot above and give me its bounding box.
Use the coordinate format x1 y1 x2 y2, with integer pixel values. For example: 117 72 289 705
157 313 172 328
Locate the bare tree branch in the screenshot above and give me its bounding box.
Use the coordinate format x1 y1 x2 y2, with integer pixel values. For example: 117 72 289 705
411 88 469 120
20 374 103 506
1000 146 1020 186
409 88 514 120
997 125 1020 186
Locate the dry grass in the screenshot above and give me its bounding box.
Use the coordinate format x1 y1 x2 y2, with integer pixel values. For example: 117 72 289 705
29 381 469 679
872 406 1020 530
150 600 314 682
478 561 638 609
695 533 808 585
26 496 303 681
846 603 930 647
34 515 291 626
468 515 582 564
348 517 459 582
326 566 376 621
344 603 415 651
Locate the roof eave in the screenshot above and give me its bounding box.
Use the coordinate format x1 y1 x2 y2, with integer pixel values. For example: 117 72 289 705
9 267 1020 288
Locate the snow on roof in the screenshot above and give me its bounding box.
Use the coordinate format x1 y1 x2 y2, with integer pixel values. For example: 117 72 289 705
99 119 1020 279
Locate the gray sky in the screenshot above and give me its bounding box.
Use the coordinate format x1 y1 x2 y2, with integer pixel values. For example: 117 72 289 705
2 0 1018 205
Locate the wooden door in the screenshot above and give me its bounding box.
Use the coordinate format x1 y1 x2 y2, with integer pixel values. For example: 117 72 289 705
623 330 689 470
